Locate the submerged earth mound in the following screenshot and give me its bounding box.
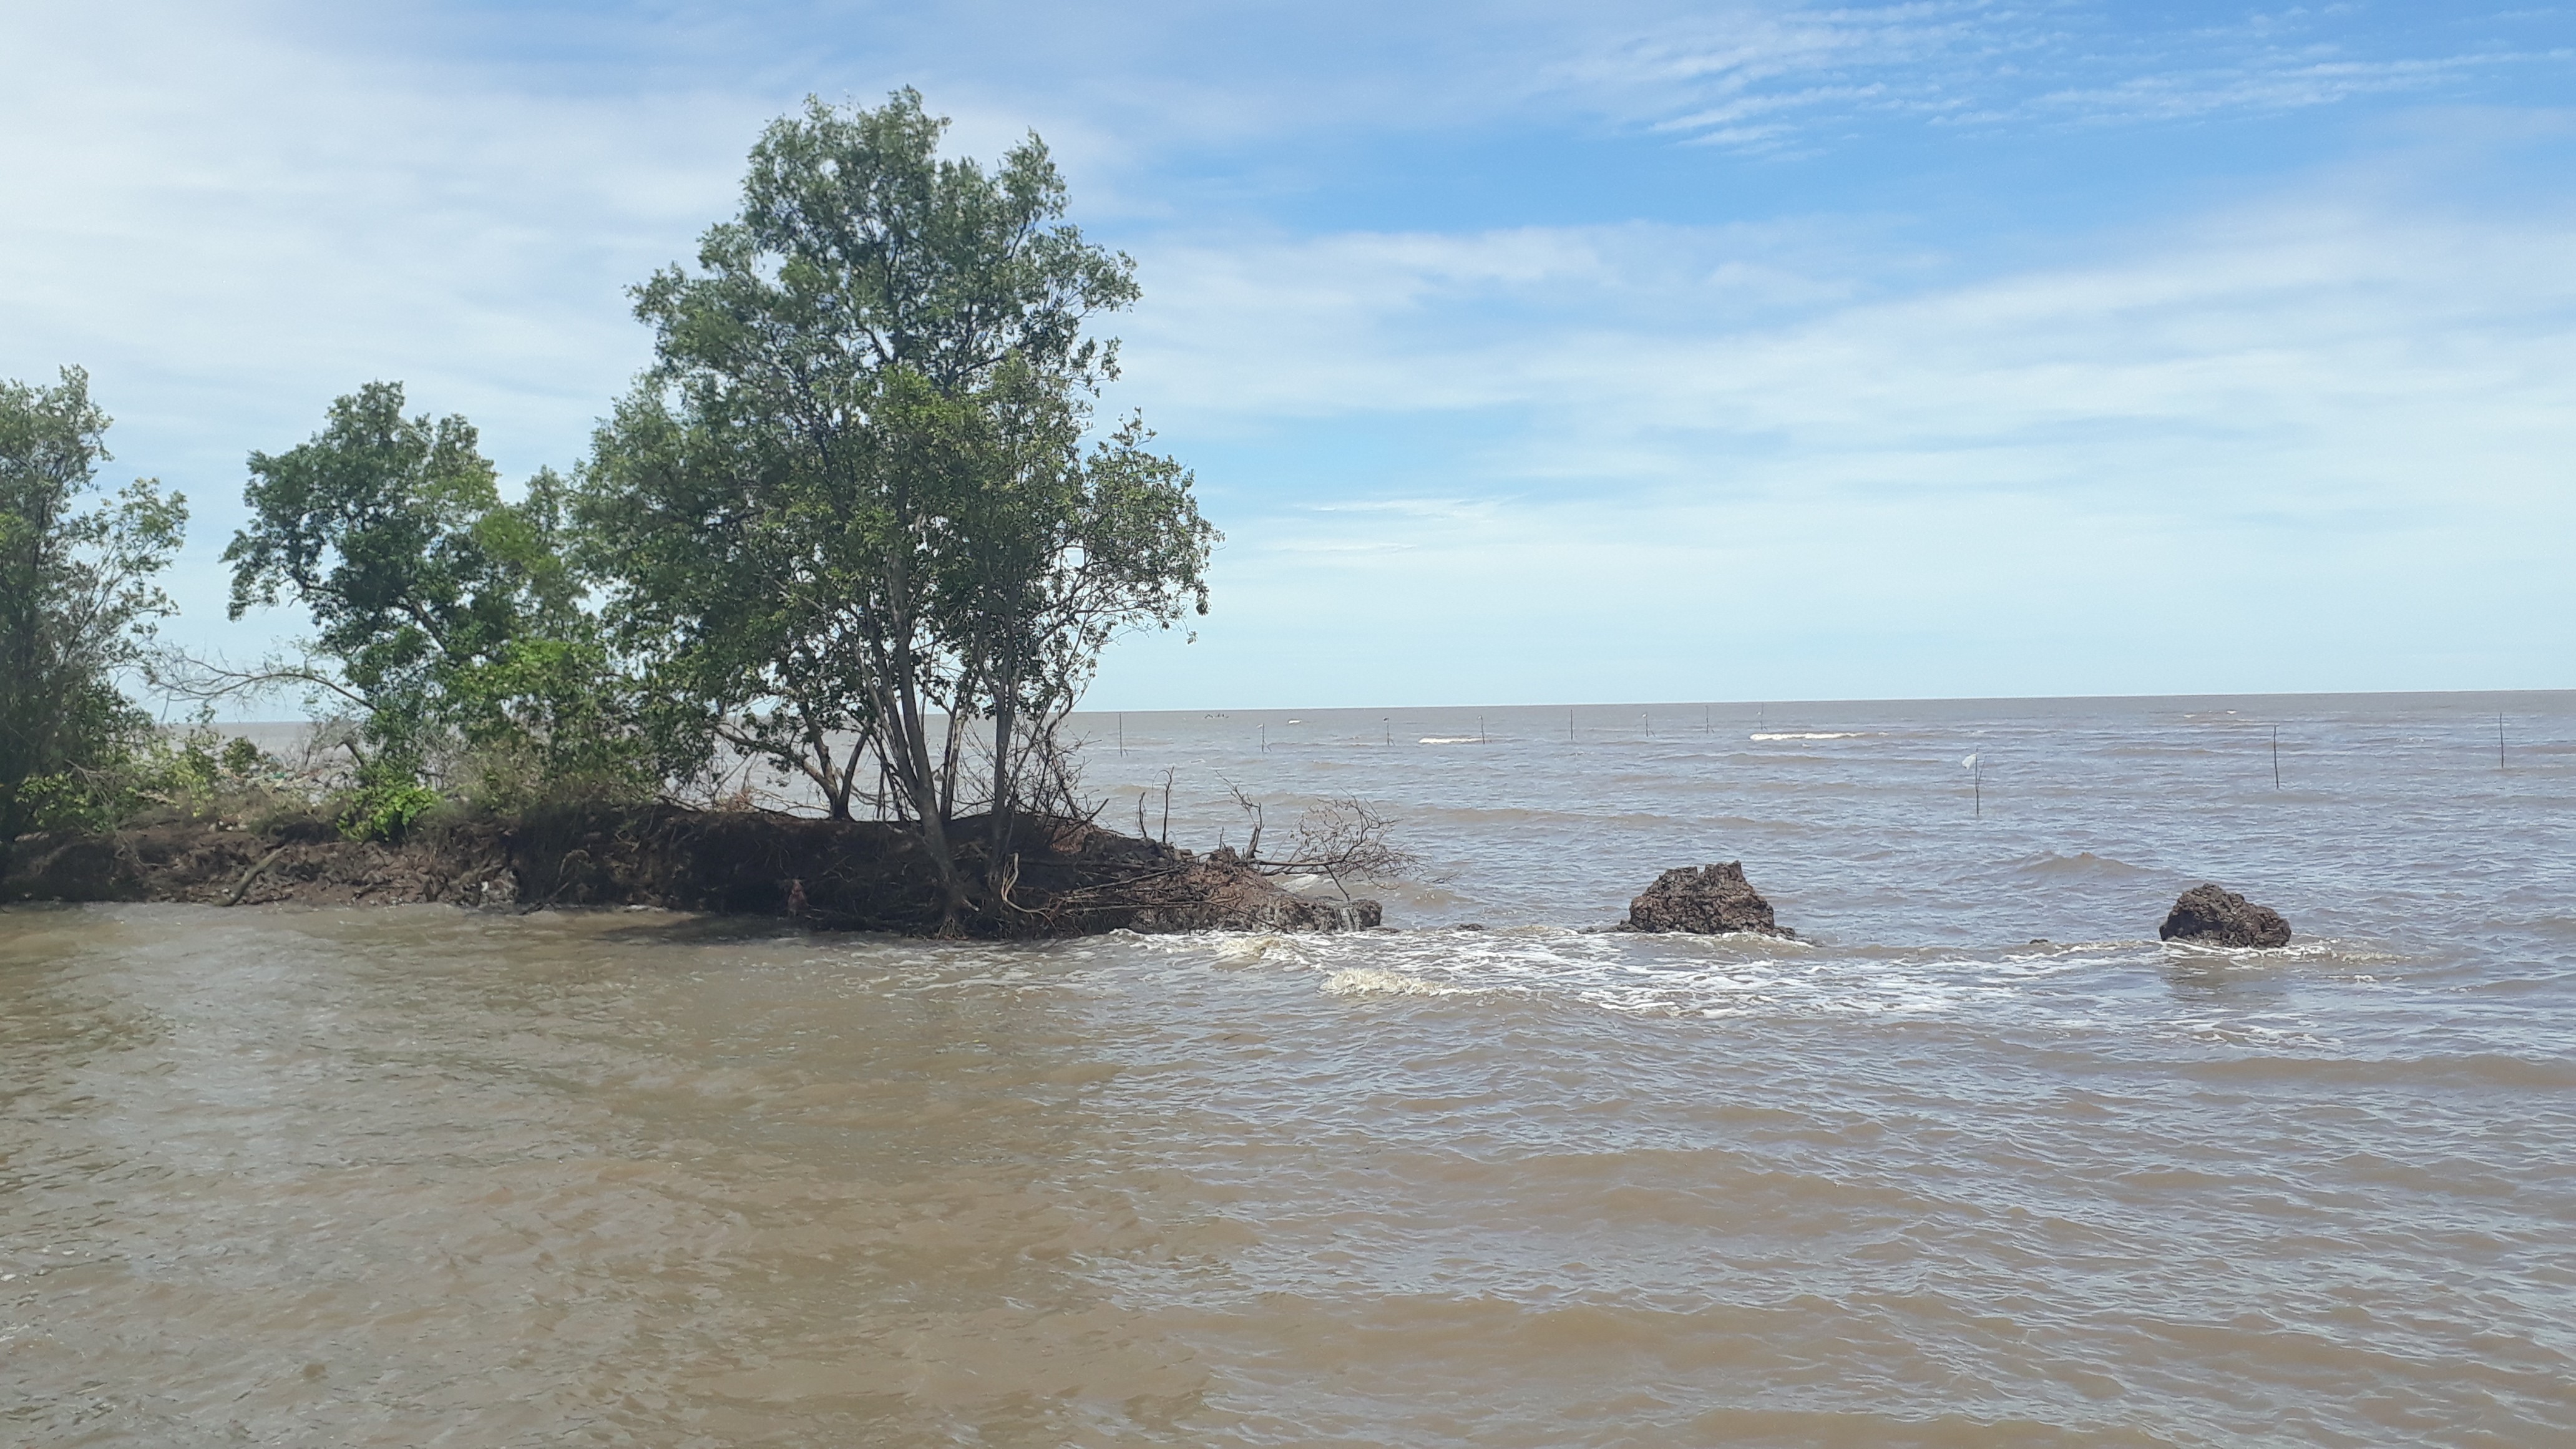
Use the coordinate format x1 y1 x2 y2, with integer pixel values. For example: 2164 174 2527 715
2158 882 2293 947
1621 862 1794 938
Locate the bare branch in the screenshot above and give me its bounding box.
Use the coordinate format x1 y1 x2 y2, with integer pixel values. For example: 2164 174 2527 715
1233 794 1416 900
148 648 371 713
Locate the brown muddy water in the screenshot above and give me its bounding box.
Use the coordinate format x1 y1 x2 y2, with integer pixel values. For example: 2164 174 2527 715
5 692 2572 1446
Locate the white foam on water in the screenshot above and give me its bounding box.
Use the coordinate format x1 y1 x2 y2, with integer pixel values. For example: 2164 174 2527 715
2157 937 2395 965
1120 871 2417 1060
1211 935 1284 964
1749 731 1865 741
1182 927 2045 1025
1418 736 1483 745
1320 967 1475 997
2176 1018 2341 1050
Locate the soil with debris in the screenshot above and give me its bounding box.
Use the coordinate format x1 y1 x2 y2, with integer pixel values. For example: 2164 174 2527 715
0 805 1382 937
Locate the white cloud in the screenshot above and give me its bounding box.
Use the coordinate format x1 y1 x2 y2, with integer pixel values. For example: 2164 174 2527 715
1556 2 2569 145
1095 183 2576 705
1126 190 2576 476
3 1 2567 707
1 1 776 670
2022 52 2556 125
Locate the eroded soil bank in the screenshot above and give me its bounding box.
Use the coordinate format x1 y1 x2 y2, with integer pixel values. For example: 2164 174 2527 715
0 806 1380 937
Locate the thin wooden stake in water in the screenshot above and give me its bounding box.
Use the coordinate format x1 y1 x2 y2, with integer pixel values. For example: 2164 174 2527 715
1261 723 1267 753
1642 711 1651 741
1118 713 1125 756
2500 710 2507 770
1385 717 1392 747
1975 755 1981 819
2273 724 2281 790
1479 716 1486 745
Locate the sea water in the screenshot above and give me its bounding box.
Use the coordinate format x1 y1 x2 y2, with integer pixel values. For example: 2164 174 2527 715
3 691 2570 1445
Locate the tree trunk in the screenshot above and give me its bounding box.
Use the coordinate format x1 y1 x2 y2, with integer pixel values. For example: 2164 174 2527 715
807 721 852 819
879 646 972 934
985 646 1020 877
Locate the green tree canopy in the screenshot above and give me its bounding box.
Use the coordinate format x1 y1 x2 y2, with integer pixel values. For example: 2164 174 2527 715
225 382 640 804
0 367 187 837
580 89 1213 922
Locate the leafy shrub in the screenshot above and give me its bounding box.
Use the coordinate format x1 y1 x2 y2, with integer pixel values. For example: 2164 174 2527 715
335 768 444 842
221 736 263 779
4 771 118 835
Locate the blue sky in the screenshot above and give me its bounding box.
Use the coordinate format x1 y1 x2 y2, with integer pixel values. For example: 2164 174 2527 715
5 1 2572 709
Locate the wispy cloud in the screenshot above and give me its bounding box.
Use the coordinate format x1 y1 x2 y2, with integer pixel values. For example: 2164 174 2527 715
1559 2 2570 147
255 2 2576 165
2021 51 2563 125
1097 178 2576 703
1128 187 2576 485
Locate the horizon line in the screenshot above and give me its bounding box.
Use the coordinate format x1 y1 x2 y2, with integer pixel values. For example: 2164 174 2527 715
1071 686 2574 716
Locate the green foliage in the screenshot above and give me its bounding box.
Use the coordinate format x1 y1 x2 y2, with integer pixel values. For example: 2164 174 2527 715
6 771 121 836
334 764 442 842
580 89 1214 915
227 384 499 680
0 366 186 837
127 722 295 824
5 720 290 836
154 724 227 805
23 92 1207 881
224 388 651 805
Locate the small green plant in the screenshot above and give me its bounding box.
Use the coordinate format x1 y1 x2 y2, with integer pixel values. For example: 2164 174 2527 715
154 725 225 805
335 768 442 842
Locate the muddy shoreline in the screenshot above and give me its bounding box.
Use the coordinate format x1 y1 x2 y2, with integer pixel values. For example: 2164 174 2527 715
0 806 1380 937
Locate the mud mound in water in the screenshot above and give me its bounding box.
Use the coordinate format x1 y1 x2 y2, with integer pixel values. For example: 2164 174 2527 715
2159 882 2292 948
1619 861 1795 938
